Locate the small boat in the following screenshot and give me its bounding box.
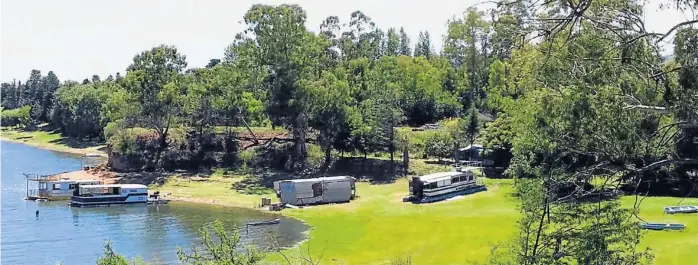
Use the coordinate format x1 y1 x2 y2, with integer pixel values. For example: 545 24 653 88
82 153 102 157
246 219 281 226
639 223 686 231
147 191 170 205
664 205 698 214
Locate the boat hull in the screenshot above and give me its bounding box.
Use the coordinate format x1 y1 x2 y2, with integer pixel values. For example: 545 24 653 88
410 185 487 204
69 201 147 207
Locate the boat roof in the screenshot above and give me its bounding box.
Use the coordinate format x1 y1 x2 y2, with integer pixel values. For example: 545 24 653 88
283 176 354 183
42 179 101 183
418 171 468 182
80 184 147 189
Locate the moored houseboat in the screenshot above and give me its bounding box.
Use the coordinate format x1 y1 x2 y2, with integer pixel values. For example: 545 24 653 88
404 170 486 203
70 184 148 207
25 173 102 201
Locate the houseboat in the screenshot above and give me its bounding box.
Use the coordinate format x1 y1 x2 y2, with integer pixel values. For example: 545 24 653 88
404 170 486 204
70 184 148 207
25 173 101 201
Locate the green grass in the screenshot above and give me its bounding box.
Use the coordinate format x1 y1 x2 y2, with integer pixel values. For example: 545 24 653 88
621 196 698 265
0 126 106 156
156 172 698 265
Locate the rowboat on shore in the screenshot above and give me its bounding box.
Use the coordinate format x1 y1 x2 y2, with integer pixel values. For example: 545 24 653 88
639 223 685 231
246 219 281 226
664 205 698 214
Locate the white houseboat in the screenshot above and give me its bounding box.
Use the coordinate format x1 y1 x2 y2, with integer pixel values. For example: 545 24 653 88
70 184 148 207
405 170 486 203
24 173 101 201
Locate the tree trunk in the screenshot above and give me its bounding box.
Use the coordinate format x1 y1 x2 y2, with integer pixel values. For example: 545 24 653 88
323 145 332 170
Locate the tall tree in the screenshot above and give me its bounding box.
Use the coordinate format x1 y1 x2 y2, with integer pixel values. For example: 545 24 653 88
384 28 401 56
398 27 412 56
414 31 434 59
123 45 187 169
243 4 319 166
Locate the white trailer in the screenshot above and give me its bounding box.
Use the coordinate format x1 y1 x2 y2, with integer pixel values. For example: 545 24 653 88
274 176 356 205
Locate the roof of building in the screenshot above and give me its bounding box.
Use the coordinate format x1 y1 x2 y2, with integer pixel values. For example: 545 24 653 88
79 184 147 189
418 171 469 182
284 176 354 183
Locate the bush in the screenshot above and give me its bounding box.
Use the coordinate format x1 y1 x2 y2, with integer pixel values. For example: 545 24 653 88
0 105 31 128
424 131 454 161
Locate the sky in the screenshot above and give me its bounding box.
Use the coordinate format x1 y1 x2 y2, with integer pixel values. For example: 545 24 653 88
0 0 693 83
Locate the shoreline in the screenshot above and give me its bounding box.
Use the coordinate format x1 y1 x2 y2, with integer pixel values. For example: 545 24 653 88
0 134 108 158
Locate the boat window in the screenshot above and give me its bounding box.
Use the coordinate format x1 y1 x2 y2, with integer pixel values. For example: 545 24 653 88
427 182 437 189
53 184 61 190
452 177 460 183
39 182 47 189
69 184 77 189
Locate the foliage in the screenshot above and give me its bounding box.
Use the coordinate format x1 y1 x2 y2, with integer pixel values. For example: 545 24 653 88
0 105 31 127
177 220 264 265
96 241 150 265
424 131 454 161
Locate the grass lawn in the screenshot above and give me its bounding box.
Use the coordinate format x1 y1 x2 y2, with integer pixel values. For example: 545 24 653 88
156 173 698 265
0 126 106 157
621 196 698 265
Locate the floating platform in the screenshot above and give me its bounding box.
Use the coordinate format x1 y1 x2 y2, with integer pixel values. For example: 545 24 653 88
664 205 698 214
639 223 686 231
407 185 487 204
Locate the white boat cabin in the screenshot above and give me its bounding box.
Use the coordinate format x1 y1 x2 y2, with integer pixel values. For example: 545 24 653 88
27 179 102 200
70 184 148 207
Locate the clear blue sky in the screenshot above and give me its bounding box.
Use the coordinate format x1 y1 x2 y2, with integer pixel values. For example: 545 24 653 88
0 0 690 83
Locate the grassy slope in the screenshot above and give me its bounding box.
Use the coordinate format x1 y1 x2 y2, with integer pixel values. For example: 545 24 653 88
0 127 106 157
623 196 698 265
156 174 698 265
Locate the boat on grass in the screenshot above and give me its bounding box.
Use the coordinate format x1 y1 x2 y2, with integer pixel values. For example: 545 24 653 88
70 184 148 207
247 219 281 226
664 205 698 214
639 223 686 231
404 171 486 204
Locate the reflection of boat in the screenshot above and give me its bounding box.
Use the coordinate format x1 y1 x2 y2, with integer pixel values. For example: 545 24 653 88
639 223 686 231
664 205 698 214
247 219 281 226
147 191 170 205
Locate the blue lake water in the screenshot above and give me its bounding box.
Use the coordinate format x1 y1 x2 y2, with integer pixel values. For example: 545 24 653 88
1 140 307 265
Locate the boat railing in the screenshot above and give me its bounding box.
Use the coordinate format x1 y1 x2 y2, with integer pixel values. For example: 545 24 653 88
27 189 50 198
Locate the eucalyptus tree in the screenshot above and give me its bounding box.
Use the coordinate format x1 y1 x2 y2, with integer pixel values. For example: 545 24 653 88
122 45 188 168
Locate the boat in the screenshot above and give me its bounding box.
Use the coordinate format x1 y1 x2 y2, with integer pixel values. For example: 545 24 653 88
639 223 686 231
82 153 102 157
404 170 486 204
147 191 170 205
69 184 148 207
246 219 281 226
664 205 698 214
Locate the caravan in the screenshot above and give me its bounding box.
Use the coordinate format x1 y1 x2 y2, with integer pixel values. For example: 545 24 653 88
274 176 356 205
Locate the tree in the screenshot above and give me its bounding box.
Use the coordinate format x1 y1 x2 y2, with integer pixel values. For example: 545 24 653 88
305 71 354 168
177 220 264 265
413 31 433 59
398 27 411 56
243 4 324 167
384 28 401 56
465 105 479 159
123 44 188 169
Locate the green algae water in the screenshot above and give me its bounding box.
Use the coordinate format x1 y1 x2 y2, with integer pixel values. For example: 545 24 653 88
1 140 307 265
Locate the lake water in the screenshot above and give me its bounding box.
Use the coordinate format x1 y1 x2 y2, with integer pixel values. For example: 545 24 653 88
1 140 308 265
